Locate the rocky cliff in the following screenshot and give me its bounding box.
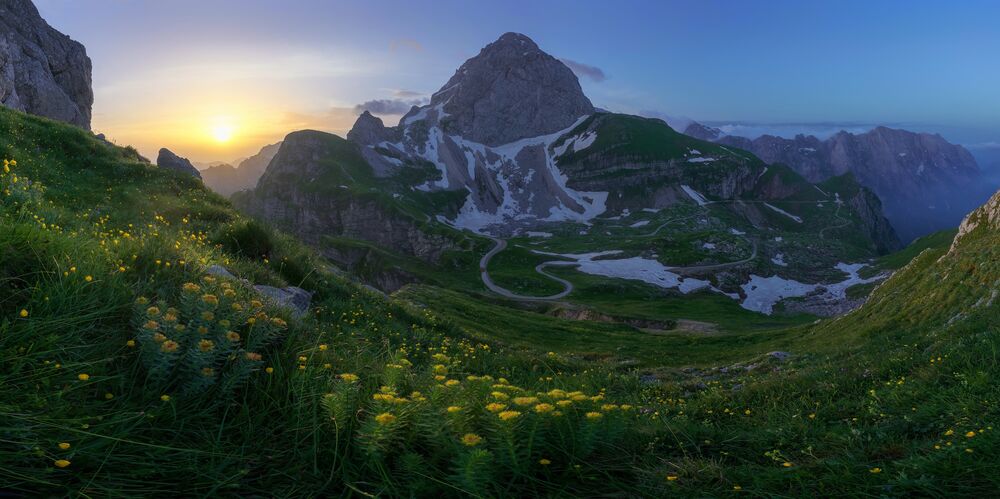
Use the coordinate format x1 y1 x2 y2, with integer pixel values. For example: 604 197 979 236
685 123 987 241
234 130 460 267
0 0 92 128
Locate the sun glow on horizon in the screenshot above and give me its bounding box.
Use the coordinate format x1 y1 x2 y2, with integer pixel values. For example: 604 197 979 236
210 123 236 143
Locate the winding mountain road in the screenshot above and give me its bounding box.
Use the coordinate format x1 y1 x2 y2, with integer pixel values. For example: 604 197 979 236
479 238 576 301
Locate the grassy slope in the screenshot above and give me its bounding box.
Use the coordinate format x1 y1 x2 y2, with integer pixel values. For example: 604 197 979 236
1 108 998 496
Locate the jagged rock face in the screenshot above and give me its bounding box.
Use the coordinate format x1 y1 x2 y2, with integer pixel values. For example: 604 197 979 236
0 0 92 128
236 130 459 263
845 185 902 254
425 32 594 146
156 148 202 179
687 123 987 241
201 142 281 196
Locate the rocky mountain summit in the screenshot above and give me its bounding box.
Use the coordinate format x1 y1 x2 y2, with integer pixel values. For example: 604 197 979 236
0 0 92 128
425 32 594 146
684 123 987 241
156 148 202 179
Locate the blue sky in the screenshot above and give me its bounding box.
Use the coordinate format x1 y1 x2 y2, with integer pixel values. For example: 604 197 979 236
35 0 1000 161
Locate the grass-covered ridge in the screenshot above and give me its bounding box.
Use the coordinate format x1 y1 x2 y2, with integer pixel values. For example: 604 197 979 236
2 107 999 496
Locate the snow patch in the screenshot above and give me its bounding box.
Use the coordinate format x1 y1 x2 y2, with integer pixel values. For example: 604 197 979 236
630 220 650 228
740 262 885 314
525 231 553 238
771 253 788 267
763 203 803 223
681 185 709 206
687 157 716 163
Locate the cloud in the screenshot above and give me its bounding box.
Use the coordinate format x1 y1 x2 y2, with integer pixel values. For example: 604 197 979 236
559 58 606 82
353 98 426 116
638 110 695 131
390 38 423 52
967 141 1000 149
391 89 425 98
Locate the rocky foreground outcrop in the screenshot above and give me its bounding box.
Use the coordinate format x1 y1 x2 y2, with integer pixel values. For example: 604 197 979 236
0 0 93 128
156 148 202 179
950 189 1000 254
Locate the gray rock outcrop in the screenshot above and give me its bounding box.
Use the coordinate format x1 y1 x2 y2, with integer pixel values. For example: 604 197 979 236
253 285 312 318
0 0 93 128
157 148 202 179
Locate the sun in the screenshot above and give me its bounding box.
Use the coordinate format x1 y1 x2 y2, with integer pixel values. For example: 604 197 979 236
210 123 235 143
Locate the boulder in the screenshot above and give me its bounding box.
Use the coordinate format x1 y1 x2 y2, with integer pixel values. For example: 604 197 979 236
157 148 202 179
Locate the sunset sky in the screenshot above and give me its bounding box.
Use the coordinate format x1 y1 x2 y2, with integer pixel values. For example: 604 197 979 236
35 0 1000 164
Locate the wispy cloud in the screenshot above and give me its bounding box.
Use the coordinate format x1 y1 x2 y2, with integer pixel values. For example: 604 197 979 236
390 38 423 52
559 58 606 82
390 89 425 98
353 98 426 115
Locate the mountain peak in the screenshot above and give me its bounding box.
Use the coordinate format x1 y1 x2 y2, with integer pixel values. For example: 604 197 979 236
426 32 594 146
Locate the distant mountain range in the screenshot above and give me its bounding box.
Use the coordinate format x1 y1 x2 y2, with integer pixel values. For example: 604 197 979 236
199 142 281 197
683 122 992 242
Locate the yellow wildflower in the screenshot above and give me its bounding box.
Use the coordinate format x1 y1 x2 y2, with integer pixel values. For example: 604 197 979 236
539 458 551 465
461 433 482 446
160 394 171 402
444 379 460 387
447 406 462 413
486 403 507 413
58 442 71 450
19 309 29 318
339 373 359 382
226 331 241 342
54 459 71 468
197 339 215 352
498 410 521 421
513 396 539 406
126 339 136 347
161 340 179 353
375 412 396 425
870 467 882 474
77 373 90 381
585 412 603 420
534 403 555 414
